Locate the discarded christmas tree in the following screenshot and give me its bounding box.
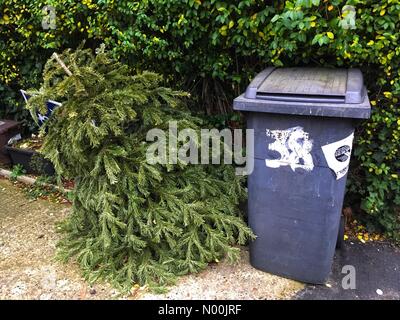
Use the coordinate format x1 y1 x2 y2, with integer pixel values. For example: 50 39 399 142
26 45 253 291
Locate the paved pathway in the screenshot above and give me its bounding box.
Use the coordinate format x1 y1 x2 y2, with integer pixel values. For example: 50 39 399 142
296 241 400 300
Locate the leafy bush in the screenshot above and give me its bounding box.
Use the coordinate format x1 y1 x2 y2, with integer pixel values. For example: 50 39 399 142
26 46 253 291
1 1 399 239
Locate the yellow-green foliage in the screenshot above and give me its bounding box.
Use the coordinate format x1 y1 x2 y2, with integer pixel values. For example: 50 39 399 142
1 0 400 239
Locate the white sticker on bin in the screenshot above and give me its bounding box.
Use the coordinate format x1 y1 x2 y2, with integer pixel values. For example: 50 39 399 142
265 126 314 172
321 132 354 180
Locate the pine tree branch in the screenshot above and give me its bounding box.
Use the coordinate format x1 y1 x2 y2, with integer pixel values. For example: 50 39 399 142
51 52 73 76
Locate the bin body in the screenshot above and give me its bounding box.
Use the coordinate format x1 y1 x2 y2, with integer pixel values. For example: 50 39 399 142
234 67 370 283
0 120 20 165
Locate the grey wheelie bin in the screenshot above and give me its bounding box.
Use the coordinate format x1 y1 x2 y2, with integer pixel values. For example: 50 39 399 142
233 67 371 284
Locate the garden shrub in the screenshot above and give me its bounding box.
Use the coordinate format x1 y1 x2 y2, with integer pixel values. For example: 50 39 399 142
1 1 399 239
26 46 253 291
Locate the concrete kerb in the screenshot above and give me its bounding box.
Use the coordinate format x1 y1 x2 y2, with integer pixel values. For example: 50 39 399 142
0 168 72 194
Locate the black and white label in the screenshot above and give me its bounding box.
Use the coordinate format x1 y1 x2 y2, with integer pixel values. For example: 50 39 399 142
335 145 351 162
322 133 354 180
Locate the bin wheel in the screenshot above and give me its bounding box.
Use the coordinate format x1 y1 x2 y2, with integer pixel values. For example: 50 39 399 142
336 215 345 249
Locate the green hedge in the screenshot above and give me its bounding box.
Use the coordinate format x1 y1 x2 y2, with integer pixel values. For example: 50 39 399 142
1 0 399 240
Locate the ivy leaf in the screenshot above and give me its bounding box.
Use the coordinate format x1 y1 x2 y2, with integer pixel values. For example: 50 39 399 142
271 15 280 23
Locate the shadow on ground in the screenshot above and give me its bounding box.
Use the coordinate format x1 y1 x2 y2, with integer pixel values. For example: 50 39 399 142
295 241 400 300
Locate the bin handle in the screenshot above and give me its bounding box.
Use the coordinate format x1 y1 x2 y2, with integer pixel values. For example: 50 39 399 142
244 67 276 99
345 69 365 104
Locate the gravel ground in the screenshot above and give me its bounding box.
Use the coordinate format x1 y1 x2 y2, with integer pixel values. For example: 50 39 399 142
0 177 303 300
0 178 118 300
139 250 304 300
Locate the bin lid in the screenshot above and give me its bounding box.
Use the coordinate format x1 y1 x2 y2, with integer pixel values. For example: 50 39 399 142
233 67 371 119
0 120 20 135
